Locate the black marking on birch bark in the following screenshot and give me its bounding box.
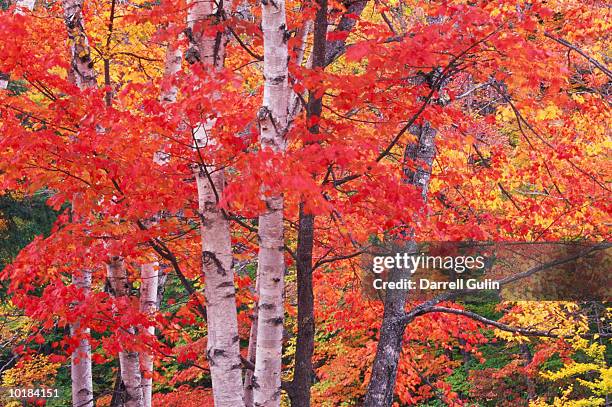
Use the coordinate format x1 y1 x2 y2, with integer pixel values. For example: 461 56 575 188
267 316 283 325
261 0 279 9
213 31 223 67
206 348 216 366
76 388 92 398
213 348 227 356
251 376 260 389
259 109 282 142
197 210 213 228
217 281 234 288
185 47 201 64
257 105 271 122
203 201 217 213
232 335 239 343
202 251 226 275
272 277 281 283
72 61 95 84
269 74 286 84
104 278 114 296
280 24 291 43
260 302 275 310
231 363 242 370
183 27 195 43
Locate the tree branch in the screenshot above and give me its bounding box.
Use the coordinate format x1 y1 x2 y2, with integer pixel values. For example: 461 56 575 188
416 306 612 339
544 32 612 80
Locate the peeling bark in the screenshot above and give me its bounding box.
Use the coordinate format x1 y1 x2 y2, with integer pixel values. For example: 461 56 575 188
61 0 97 89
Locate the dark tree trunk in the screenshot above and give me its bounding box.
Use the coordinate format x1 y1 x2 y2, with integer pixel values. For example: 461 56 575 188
110 363 125 407
458 337 471 365
520 343 536 400
289 2 326 405
363 262 413 407
364 124 436 407
289 206 316 407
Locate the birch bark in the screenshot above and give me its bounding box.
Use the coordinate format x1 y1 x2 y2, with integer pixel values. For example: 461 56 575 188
71 270 94 407
60 0 97 404
107 257 144 407
14 0 36 13
243 274 259 407
61 0 97 89
252 0 290 404
186 0 245 405
138 40 182 407
138 263 158 407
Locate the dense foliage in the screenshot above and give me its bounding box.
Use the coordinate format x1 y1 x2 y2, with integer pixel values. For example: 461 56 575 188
0 0 609 405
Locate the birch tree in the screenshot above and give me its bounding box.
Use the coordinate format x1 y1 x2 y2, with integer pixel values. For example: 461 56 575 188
138 39 182 407
252 0 290 404
107 257 144 407
138 263 158 407
70 268 94 407
60 0 97 404
187 0 245 404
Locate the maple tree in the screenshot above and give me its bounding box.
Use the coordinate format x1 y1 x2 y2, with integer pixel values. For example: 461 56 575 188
0 0 610 406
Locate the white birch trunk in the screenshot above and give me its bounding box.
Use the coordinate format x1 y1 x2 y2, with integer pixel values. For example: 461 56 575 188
60 0 97 403
195 145 245 406
243 272 259 407
71 270 94 407
61 0 97 89
14 0 36 14
137 40 183 407
138 263 158 407
252 0 290 404
160 40 182 104
186 1 245 405
107 257 144 407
